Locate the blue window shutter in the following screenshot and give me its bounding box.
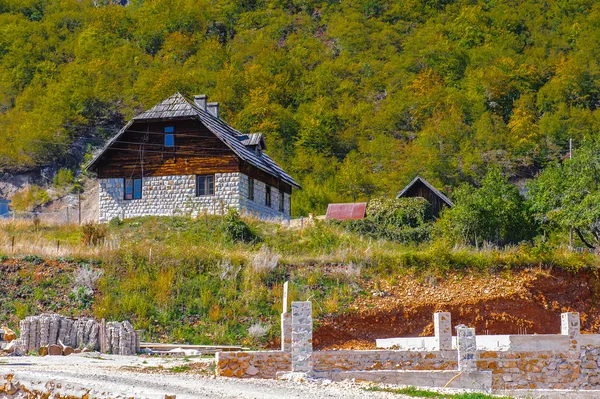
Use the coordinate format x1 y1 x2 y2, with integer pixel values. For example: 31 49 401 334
134 179 142 199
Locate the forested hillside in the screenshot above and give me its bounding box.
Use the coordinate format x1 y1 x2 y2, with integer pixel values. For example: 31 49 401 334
0 0 599 214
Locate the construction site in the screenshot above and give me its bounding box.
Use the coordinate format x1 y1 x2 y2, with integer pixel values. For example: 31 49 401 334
2 278 600 399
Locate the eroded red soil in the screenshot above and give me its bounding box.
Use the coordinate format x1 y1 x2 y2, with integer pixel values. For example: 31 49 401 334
313 268 600 350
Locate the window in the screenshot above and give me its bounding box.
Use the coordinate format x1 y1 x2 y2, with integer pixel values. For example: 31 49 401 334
265 186 271 207
256 145 262 157
164 126 174 147
197 175 215 196
248 178 255 201
279 190 285 212
124 178 142 200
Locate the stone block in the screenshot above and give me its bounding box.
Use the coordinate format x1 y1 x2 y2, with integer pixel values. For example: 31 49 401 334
456 325 477 371
561 312 580 351
291 301 313 373
434 312 452 350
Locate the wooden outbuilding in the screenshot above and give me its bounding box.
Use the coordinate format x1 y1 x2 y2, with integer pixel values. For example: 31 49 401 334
396 176 453 218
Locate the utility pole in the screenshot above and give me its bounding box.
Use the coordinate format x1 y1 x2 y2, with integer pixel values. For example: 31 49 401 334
569 138 573 248
570 138 573 159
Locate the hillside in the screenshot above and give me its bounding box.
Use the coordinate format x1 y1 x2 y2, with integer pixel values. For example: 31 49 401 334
1 215 598 349
1 0 599 215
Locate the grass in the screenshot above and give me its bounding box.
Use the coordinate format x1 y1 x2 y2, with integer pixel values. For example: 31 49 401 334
364 386 513 399
0 214 597 346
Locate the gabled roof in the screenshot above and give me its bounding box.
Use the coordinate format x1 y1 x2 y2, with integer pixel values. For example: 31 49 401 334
396 176 454 207
86 93 300 189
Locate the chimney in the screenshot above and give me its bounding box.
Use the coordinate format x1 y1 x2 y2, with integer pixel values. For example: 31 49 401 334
194 94 208 111
207 102 220 118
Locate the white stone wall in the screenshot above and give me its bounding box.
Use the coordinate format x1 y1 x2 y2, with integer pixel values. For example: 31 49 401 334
98 172 291 222
239 174 290 221
98 173 241 222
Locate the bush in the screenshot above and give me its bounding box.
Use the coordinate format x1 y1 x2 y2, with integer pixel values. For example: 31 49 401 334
337 197 433 244
11 185 50 211
53 168 74 187
81 222 107 246
222 209 261 244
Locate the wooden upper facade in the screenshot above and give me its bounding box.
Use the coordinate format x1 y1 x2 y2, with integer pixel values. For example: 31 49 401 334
397 176 453 218
86 93 300 194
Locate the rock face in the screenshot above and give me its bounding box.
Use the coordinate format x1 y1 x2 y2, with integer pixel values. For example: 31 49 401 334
98 173 291 222
15 314 139 355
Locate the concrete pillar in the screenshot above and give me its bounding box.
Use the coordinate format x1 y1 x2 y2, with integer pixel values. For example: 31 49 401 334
281 312 292 352
561 312 580 352
281 282 292 352
434 312 452 350
291 301 313 373
456 325 477 371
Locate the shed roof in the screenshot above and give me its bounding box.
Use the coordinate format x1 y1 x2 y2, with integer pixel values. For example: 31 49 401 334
396 176 454 207
86 93 300 189
325 202 367 221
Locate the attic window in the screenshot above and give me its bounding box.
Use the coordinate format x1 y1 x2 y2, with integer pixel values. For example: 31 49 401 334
256 145 262 157
164 126 174 147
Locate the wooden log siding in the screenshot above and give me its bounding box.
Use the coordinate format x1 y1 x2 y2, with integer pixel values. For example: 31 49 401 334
95 119 293 194
96 120 240 179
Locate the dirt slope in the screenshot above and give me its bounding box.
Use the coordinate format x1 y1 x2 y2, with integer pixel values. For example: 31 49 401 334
314 268 600 350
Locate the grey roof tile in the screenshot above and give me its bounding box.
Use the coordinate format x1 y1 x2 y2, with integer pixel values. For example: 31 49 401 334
87 93 301 189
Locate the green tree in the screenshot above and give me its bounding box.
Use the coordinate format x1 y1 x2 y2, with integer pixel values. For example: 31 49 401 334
528 140 600 250
438 167 534 247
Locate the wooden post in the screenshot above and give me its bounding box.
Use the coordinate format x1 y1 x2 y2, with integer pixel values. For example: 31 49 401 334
11 236 14 254
56 240 60 255
283 281 289 313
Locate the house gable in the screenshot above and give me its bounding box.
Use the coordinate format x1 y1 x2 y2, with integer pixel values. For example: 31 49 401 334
87 93 300 194
397 176 453 217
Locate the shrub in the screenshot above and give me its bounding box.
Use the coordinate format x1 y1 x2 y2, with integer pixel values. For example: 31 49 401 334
11 185 50 211
247 322 269 340
222 209 261 244
337 197 433 244
81 222 107 246
251 246 279 274
53 168 74 187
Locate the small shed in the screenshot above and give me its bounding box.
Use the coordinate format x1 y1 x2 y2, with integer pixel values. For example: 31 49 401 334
396 176 453 218
0 199 11 218
325 202 367 221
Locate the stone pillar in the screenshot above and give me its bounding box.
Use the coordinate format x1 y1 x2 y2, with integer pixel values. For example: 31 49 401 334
291 301 313 373
561 312 580 352
456 325 477 371
434 312 452 350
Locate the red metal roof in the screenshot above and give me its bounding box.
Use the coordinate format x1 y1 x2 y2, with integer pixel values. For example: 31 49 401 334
325 202 367 220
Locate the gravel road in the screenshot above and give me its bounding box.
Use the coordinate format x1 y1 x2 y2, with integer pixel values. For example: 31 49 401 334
0 354 409 399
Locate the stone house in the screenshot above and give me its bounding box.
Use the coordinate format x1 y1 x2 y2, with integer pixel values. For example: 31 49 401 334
86 93 301 222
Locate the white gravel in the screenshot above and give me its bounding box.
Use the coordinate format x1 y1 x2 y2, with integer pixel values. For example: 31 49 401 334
0 354 413 399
